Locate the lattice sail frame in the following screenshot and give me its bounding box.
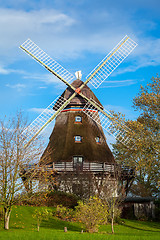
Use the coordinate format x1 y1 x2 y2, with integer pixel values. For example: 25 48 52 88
20 39 75 85
83 99 131 145
86 35 137 89
21 96 67 147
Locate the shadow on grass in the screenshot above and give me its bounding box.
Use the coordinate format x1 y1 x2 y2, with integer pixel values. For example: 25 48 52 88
121 220 160 233
41 217 82 232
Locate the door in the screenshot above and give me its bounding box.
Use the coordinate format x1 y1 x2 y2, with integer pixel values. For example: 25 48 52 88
73 156 84 171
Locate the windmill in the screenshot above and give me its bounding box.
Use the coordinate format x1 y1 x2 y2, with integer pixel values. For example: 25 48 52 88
20 35 137 197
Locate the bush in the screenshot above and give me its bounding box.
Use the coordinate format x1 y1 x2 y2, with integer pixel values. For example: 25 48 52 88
55 205 74 221
16 191 79 208
75 196 109 233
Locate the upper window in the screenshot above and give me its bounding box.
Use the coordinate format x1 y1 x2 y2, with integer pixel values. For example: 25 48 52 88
75 136 82 142
75 116 82 123
95 136 100 143
73 156 83 163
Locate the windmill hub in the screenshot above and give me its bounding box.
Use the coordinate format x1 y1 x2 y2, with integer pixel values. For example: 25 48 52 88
75 87 81 94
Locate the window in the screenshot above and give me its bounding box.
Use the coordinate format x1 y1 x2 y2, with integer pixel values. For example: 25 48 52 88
73 156 84 170
95 136 100 143
75 116 82 123
75 136 82 142
73 156 83 163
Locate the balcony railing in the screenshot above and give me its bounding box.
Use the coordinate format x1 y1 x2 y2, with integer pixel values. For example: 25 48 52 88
23 162 135 178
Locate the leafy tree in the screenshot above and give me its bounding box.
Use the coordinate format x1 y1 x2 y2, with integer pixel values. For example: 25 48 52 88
112 76 160 197
75 196 109 233
0 111 45 229
32 208 52 231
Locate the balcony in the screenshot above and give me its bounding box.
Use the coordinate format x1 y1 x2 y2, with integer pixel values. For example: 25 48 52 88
21 161 135 179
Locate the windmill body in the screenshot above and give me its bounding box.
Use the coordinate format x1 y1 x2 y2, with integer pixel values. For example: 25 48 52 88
41 79 114 166
19 36 137 197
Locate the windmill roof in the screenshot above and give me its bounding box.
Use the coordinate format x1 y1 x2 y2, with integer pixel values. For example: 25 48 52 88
54 79 103 109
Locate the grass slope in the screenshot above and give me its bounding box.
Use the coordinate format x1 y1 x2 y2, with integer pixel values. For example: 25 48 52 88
0 206 160 240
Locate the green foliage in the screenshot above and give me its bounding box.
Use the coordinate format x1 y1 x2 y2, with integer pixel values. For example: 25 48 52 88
32 207 52 231
112 76 160 197
47 191 79 208
55 205 74 221
75 196 109 233
0 207 3 220
108 203 122 223
17 191 79 208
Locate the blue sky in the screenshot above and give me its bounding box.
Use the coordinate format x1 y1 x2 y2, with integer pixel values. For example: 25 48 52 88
0 0 160 145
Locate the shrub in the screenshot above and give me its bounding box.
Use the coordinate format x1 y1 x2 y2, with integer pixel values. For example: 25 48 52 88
16 191 79 208
0 207 3 220
32 208 52 231
75 196 109 233
55 205 74 221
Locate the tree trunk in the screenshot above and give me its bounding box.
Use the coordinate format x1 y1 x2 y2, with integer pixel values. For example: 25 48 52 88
111 207 114 234
4 208 11 230
111 217 114 234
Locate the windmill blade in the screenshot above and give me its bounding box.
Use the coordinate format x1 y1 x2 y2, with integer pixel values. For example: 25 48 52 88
21 95 67 148
20 39 75 86
21 89 79 148
83 99 131 146
86 35 137 88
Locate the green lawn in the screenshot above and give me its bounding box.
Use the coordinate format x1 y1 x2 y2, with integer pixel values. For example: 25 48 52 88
0 205 160 240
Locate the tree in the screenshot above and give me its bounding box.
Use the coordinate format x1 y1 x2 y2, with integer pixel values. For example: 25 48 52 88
75 196 109 233
112 76 160 197
0 111 45 229
92 170 126 234
32 208 52 231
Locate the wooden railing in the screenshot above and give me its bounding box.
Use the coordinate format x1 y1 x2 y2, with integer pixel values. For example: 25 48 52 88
23 162 134 176
24 162 115 172
52 162 115 172
21 162 135 181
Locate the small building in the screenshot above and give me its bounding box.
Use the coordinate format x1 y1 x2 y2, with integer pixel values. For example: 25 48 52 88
122 197 156 220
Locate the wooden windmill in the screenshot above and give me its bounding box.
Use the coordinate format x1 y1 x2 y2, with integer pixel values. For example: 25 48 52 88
20 36 137 197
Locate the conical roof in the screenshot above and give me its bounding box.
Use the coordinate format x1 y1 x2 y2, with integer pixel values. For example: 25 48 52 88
54 79 103 110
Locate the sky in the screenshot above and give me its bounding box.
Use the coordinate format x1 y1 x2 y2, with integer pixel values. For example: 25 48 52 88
0 0 160 146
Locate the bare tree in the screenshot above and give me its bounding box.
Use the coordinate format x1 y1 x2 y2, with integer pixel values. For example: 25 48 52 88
0 111 46 230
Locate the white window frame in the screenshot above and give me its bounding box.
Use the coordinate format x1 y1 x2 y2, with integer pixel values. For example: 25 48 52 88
75 116 82 122
95 136 100 143
75 135 82 142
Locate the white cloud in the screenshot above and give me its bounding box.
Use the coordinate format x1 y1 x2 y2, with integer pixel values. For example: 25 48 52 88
0 8 75 63
5 83 26 91
98 79 138 88
0 65 26 75
23 72 67 89
0 6 159 75
29 107 46 113
0 66 10 74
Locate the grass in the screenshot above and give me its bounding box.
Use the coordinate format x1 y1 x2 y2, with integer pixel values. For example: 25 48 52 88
0 205 160 240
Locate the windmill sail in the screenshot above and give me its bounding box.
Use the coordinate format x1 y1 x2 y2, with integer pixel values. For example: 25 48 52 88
86 35 137 88
83 99 131 145
20 39 75 85
20 35 137 148
21 96 67 147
